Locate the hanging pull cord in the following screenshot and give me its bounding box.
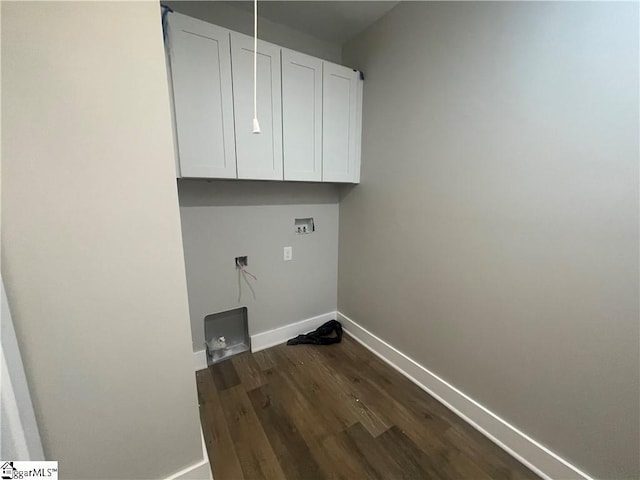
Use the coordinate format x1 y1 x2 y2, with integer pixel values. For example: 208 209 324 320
252 0 261 134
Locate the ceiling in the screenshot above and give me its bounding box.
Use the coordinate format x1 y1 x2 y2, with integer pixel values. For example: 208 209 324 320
225 1 399 44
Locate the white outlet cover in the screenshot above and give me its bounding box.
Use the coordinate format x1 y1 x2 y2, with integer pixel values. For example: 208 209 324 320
284 246 292 261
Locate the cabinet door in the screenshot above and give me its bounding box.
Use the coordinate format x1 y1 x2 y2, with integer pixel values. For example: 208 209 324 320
230 33 283 180
282 49 322 181
322 63 360 183
167 13 236 178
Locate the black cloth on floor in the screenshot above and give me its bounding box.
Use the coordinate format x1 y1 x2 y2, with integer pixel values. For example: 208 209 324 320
286 320 343 346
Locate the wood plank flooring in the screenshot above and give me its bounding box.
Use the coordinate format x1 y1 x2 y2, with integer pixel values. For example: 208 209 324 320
196 334 540 480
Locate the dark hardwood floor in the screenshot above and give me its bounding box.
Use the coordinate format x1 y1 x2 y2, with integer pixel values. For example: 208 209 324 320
196 334 540 480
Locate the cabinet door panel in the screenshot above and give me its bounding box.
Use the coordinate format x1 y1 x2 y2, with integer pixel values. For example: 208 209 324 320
231 33 283 180
168 14 236 178
322 63 359 183
282 50 322 181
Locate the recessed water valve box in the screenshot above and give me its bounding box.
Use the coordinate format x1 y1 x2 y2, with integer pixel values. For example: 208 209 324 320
295 218 315 234
204 307 250 365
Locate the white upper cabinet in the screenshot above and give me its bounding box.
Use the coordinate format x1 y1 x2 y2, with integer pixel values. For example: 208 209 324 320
230 32 283 180
322 63 361 183
281 49 323 182
167 13 236 179
165 13 362 183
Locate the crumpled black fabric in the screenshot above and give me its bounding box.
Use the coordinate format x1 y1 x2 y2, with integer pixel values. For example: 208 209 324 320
286 320 343 346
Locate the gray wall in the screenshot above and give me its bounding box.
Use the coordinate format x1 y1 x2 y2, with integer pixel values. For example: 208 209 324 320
1 2 203 478
179 181 339 351
165 0 341 63
340 2 639 479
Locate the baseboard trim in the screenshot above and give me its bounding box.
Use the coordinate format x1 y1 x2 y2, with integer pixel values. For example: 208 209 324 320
251 312 337 353
164 458 209 480
336 311 592 480
193 349 207 372
193 312 338 370
163 427 211 480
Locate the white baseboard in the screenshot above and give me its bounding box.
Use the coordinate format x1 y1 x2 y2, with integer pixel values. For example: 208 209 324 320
336 311 592 480
193 349 207 372
165 458 210 480
251 312 337 352
192 312 338 370
163 427 211 480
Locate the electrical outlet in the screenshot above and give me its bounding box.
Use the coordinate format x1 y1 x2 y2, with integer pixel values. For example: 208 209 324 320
235 256 248 267
283 246 292 261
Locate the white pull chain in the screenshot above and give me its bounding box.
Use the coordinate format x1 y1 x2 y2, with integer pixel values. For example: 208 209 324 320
252 0 261 134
